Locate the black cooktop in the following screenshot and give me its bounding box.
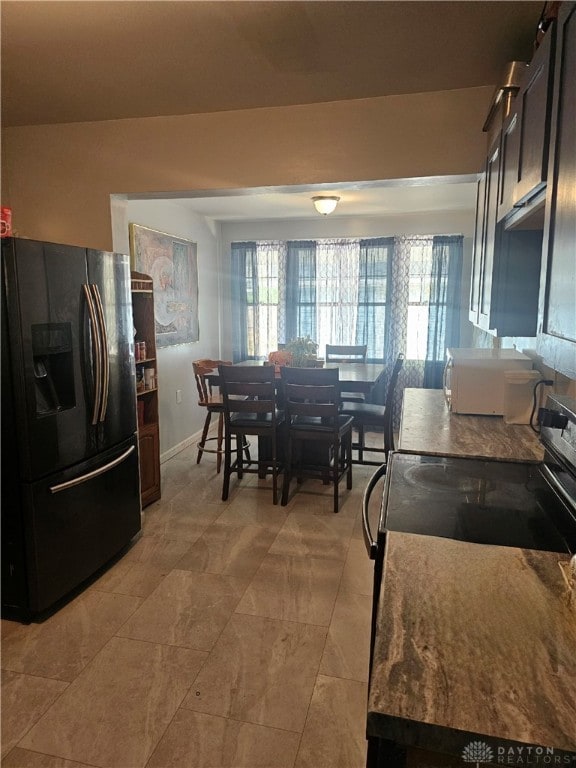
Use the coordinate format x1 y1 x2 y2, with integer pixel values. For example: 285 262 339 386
381 453 576 554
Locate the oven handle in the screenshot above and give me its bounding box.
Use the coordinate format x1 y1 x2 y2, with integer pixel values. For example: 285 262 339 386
362 463 388 560
541 464 576 518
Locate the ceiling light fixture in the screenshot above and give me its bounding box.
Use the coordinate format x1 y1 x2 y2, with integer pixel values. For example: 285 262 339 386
312 195 340 215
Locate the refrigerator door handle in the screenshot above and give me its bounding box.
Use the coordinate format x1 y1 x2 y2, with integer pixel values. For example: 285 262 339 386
83 284 102 425
49 445 136 493
91 284 110 422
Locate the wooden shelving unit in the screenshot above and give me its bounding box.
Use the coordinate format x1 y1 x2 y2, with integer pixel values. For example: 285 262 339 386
131 271 161 507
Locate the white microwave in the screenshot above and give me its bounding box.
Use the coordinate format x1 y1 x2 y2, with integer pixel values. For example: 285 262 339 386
443 348 534 415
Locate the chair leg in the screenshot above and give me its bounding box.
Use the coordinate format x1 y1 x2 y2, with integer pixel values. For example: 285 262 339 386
236 434 244 479
281 436 292 506
197 411 212 465
271 445 279 506
346 432 353 490
216 412 224 473
222 430 232 501
357 424 365 464
332 439 340 514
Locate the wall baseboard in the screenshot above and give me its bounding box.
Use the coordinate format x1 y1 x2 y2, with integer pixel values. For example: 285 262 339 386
160 430 203 464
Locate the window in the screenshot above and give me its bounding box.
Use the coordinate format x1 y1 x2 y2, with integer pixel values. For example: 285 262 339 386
245 243 280 358
231 235 462 371
284 238 391 362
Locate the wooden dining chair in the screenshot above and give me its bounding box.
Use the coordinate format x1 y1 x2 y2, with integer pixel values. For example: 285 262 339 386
192 359 240 473
325 344 367 363
340 353 404 465
280 366 353 514
325 344 368 403
218 364 284 504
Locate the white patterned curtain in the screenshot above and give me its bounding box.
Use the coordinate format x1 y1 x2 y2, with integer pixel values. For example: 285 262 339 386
384 236 432 422
314 239 360 355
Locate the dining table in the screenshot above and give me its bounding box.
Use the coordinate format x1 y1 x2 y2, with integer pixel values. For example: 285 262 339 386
235 360 386 397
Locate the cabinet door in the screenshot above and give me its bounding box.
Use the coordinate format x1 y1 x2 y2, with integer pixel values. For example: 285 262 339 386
492 228 543 337
498 111 520 220
515 25 555 205
469 173 486 325
478 141 500 331
538 2 576 378
470 132 542 338
138 423 161 507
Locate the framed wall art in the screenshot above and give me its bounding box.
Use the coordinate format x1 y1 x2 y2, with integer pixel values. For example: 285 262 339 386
129 223 199 347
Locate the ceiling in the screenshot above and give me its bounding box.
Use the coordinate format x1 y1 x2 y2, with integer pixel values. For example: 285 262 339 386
145 176 478 221
1 0 543 220
1 1 543 127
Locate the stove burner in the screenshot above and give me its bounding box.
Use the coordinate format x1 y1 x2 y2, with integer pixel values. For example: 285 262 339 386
403 463 493 494
382 453 575 553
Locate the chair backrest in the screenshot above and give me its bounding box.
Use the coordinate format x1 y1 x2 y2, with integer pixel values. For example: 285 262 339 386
325 344 367 363
218 364 278 422
383 353 405 455
280 365 340 390
192 359 231 404
281 366 342 424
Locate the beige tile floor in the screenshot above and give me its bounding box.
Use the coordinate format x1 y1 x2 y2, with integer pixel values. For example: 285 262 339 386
1 441 386 768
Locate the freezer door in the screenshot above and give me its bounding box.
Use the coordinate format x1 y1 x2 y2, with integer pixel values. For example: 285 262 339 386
87 250 137 449
20 435 141 617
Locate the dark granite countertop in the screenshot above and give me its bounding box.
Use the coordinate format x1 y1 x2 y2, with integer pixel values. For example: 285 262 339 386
398 389 544 463
367 532 576 756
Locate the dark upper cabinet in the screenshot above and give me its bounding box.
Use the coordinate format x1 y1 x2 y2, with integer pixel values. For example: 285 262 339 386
490 226 543 338
498 110 521 219
477 140 501 330
469 12 576 341
516 27 555 203
498 26 555 226
537 2 576 379
469 173 487 326
469 135 543 337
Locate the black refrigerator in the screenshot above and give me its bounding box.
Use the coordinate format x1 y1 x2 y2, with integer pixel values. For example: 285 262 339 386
1 237 142 622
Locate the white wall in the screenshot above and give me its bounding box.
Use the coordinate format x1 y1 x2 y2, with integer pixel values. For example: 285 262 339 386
111 198 221 460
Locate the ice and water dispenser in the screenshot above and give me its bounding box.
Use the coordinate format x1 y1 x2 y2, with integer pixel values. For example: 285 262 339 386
31 323 75 415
